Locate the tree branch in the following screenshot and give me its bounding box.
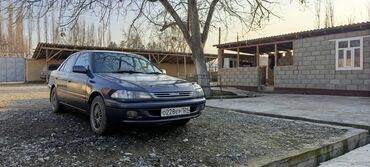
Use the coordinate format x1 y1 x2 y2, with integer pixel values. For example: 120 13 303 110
158 0 191 45
160 22 176 31
201 0 219 45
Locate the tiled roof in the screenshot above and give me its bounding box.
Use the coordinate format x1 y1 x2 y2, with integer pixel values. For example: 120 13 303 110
215 21 370 48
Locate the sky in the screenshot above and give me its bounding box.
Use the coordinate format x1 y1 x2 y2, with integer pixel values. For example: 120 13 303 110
108 0 370 54
202 0 370 54
22 0 370 54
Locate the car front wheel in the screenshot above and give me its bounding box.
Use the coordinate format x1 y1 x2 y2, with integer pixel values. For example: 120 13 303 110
90 96 111 135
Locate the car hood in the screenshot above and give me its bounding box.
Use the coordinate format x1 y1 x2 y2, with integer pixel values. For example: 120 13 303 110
97 73 195 92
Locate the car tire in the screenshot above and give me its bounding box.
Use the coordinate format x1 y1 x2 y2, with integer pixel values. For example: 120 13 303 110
171 119 190 126
90 96 112 135
50 87 63 113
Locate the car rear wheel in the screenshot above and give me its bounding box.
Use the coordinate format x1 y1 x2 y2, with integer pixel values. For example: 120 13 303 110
90 96 111 135
50 87 63 113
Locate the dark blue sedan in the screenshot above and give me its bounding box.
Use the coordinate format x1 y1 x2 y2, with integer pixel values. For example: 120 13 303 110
48 51 206 135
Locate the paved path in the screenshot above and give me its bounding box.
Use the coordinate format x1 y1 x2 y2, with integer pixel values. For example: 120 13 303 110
206 94 370 130
319 144 370 167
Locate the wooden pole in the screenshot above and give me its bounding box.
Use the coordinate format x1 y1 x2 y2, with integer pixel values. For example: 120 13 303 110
184 55 187 78
237 47 240 68
256 45 260 67
218 27 221 44
177 56 179 77
46 49 49 82
274 43 278 67
218 49 224 69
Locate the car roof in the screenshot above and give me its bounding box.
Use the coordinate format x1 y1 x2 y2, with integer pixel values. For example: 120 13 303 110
78 50 146 59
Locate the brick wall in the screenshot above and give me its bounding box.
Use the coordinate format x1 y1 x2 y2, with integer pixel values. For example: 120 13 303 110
275 30 370 91
219 67 260 87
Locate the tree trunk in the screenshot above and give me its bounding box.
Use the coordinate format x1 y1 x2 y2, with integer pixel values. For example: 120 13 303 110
192 46 211 96
188 0 211 97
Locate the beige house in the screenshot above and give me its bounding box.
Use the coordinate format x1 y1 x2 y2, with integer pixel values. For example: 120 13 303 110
215 22 370 96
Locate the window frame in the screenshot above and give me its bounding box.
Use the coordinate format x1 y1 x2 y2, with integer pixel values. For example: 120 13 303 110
335 37 363 71
60 53 79 72
74 52 90 70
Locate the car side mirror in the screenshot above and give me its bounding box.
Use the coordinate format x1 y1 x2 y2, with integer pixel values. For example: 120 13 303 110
161 69 167 74
73 66 88 73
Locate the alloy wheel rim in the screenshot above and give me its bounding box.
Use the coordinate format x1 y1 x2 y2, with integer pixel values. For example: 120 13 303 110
52 91 57 110
93 103 103 129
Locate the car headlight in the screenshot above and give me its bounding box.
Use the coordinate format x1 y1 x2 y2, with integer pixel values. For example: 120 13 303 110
192 84 204 98
111 90 152 100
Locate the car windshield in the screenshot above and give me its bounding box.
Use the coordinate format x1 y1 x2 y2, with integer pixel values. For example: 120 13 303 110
93 52 162 74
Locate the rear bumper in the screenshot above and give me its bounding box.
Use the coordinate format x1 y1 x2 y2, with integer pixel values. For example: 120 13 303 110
104 98 206 124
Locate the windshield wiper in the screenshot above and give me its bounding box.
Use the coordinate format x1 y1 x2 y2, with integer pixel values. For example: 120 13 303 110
146 72 162 74
113 70 143 74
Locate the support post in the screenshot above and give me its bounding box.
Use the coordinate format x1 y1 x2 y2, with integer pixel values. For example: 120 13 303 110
237 47 240 68
274 43 278 67
183 55 187 78
45 49 49 82
256 45 260 67
177 56 179 77
217 49 224 70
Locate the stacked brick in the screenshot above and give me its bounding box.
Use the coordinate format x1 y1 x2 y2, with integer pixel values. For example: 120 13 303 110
275 30 370 91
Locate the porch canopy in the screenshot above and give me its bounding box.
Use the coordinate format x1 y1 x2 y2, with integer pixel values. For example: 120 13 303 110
31 43 217 76
32 43 217 64
214 21 370 68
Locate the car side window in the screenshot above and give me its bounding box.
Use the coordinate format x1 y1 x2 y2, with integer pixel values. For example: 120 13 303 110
75 53 90 69
62 54 78 72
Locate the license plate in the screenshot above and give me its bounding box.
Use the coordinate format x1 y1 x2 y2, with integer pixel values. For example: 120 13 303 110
161 107 190 117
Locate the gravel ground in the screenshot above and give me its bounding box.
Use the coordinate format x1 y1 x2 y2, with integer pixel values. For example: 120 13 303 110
0 84 348 167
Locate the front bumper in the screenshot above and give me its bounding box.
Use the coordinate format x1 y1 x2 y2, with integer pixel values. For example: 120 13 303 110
105 98 206 124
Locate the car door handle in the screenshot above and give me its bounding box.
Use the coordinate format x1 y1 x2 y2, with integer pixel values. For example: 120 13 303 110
89 80 96 83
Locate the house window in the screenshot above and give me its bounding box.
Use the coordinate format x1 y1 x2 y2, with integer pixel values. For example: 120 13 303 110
336 37 363 70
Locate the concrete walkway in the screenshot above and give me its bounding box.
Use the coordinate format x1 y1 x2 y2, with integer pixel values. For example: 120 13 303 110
319 144 370 167
206 94 370 130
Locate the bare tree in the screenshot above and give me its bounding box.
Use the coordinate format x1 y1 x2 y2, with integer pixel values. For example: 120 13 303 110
15 2 25 54
27 5 32 55
314 0 321 28
324 0 334 28
347 13 356 24
36 13 40 43
107 23 112 46
0 1 4 52
97 23 103 47
367 1 370 20
9 0 305 96
147 27 189 52
88 23 96 46
51 6 56 43
121 30 146 49
7 1 14 53
44 13 48 42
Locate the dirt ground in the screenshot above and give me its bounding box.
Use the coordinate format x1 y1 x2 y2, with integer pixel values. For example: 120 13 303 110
0 84 348 167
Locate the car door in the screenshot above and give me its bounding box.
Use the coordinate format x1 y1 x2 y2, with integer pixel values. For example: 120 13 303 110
67 52 90 111
55 55 77 103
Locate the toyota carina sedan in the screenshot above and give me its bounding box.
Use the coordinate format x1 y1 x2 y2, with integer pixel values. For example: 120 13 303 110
48 51 205 135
